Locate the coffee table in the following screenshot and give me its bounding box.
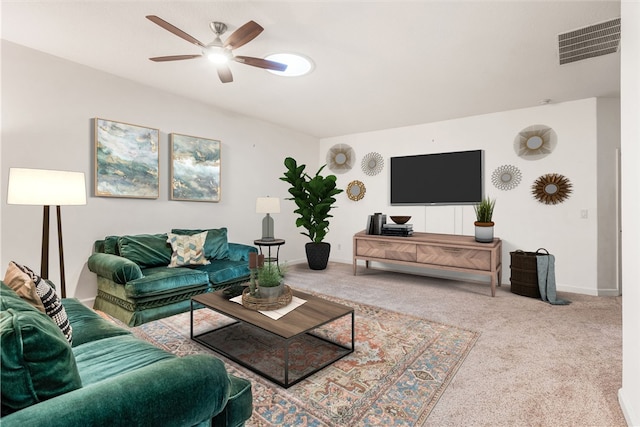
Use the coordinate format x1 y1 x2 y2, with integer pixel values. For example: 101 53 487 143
191 288 354 388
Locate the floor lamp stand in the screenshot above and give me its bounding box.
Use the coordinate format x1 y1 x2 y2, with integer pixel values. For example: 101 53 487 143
41 206 50 281
41 205 67 298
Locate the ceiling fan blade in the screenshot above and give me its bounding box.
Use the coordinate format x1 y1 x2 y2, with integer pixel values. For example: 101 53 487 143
146 15 205 48
149 54 202 62
234 56 288 72
216 64 233 83
223 21 263 50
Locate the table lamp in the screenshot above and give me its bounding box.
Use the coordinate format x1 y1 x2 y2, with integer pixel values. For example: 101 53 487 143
256 197 280 241
7 168 87 298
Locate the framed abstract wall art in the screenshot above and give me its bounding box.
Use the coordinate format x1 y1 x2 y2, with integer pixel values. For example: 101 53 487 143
170 133 221 202
94 118 160 198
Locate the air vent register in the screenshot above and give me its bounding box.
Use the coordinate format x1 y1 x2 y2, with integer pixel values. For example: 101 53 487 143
558 17 620 65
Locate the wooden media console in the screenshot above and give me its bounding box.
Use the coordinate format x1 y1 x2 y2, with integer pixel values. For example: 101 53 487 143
353 230 502 296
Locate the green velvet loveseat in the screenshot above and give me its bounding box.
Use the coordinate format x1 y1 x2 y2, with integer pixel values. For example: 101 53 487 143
88 228 257 326
0 281 253 427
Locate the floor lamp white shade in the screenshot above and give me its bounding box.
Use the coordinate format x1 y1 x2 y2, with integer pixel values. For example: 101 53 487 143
256 197 280 241
7 168 87 205
7 168 87 298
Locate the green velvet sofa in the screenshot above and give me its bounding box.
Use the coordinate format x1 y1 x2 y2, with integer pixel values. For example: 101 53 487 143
88 228 257 326
0 281 253 427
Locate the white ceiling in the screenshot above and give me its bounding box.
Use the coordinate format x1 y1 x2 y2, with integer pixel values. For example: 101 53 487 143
1 1 621 138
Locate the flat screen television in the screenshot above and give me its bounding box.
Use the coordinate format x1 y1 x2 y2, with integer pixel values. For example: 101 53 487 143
390 149 484 205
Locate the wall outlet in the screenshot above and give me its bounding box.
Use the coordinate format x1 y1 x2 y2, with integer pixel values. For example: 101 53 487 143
338 244 341 250
581 209 589 219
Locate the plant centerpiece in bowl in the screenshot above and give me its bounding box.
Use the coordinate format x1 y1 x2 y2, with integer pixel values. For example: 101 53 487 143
245 253 291 309
280 157 343 270
474 197 496 243
256 261 285 299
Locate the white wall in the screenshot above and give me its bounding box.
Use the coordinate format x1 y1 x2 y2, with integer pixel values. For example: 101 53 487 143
619 1 640 425
1 41 317 301
597 97 622 294
320 98 620 296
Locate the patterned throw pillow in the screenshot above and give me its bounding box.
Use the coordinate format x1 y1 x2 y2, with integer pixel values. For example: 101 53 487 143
37 279 73 344
3 261 46 312
167 231 210 268
8 262 73 344
171 228 230 260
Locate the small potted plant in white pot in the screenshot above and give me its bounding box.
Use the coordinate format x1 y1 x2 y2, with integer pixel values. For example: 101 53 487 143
474 197 496 243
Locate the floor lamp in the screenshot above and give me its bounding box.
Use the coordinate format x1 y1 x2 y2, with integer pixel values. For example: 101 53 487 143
7 168 87 298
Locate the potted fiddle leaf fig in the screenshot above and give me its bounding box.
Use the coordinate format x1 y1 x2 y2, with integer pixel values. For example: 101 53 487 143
474 197 496 243
280 157 343 270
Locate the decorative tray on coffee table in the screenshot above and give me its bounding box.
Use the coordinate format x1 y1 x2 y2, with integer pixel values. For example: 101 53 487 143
241 285 293 311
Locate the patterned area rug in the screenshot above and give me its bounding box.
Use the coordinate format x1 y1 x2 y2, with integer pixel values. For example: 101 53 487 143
124 293 479 426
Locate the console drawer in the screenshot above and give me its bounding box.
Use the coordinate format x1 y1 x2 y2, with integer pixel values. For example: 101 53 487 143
417 245 491 271
356 240 416 262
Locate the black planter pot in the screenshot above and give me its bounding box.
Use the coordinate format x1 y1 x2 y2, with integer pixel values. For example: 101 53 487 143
305 242 331 270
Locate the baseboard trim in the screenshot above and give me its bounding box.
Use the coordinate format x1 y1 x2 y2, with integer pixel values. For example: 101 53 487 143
597 288 623 297
555 284 599 296
619 387 638 426
555 284 620 297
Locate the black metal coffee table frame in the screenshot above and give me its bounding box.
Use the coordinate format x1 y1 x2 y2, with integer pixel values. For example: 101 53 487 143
191 290 354 388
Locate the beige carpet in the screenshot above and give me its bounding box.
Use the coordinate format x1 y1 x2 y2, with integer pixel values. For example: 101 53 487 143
284 262 625 427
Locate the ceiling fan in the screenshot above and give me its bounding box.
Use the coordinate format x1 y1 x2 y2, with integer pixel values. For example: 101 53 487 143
146 15 287 83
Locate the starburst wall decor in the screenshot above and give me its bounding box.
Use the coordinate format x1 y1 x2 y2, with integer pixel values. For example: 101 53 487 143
326 144 355 173
361 152 384 176
531 173 573 205
491 165 522 191
514 124 557 160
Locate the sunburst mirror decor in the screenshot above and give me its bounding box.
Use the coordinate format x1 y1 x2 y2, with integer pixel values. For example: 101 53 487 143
346 180 366 201
532 173 573 205
327 144 355 173
514 124 557 160
361 152 384 176
491 165 522 191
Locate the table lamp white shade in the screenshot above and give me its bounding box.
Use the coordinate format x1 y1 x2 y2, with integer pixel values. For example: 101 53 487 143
7 168 87 206
7 168 87 298
256 197 280 214
256 197 280 241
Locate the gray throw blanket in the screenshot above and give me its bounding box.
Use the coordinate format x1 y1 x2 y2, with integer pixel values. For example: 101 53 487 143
537 253 570 305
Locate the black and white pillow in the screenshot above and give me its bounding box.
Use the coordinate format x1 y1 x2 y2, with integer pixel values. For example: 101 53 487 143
12 262 73 344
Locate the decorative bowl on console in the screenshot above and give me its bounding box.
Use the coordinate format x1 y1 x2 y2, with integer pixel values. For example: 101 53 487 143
390 216 411 224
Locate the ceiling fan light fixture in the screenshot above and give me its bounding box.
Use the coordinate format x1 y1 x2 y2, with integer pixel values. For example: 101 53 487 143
205 46 230 65
147 16 283 83
264 53 313 77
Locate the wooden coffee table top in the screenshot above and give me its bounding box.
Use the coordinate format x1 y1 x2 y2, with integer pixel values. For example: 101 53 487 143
192 289 353 340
